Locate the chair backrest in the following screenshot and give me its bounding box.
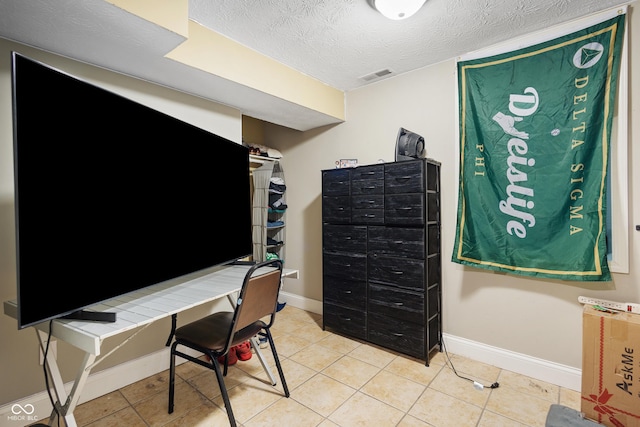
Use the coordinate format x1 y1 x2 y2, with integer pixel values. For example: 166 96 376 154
226 259 283 346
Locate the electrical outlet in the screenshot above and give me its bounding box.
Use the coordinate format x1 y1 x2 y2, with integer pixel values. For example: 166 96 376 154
39 340 57 365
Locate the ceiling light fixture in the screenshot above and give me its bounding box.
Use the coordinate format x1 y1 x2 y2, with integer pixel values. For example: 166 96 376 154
368 0 427 20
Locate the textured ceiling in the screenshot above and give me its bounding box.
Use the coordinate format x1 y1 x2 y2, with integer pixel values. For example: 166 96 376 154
0 0 632 130
191 0 631 90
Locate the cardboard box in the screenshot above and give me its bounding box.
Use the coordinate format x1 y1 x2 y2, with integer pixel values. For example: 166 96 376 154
582 305 640 427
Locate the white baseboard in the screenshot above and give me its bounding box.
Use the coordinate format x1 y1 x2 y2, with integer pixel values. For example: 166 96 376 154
283 295 581 390
441 333 581 391
0 296 581 426
279 291 322 314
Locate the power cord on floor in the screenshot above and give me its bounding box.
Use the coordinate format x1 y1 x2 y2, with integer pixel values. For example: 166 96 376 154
440 333 499 390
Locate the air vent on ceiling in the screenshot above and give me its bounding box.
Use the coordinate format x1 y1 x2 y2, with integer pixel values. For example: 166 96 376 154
359 68 394 82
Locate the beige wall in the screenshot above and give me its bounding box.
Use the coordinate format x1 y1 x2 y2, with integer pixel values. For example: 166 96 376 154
0 4 637 410
264 6 639 371
0 38 243 405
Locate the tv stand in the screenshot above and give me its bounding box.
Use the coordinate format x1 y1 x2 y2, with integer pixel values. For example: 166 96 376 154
61 310 116 322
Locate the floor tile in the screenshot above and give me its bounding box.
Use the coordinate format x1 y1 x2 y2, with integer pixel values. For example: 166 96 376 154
485 386 553 427
384 354 443 386
73 391 129 426
559 387 582 410
289 343 345 371
360 369 426 412
270 333 313 357
211 375 287 424
84 406 147 427
66 307 574 427
498 369 559 402
153 399 227 427
396 414 432 426
278 357 317 390
347 341 397 368
244 396 324 427
409 388 483 427
134 379 210 427
478 409 530 426
429 366 491 407
328 391 404 427
315 333 363 354
292 373 356 417
119 371 170 404
322 355 381 389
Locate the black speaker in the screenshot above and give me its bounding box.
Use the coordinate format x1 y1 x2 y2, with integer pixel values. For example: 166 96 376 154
395 127 426 162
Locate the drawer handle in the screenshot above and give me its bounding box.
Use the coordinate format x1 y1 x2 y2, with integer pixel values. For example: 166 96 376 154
343 290 352 294
341 316 352 321
398 207 413 210
365 214 377 218
391 271 403 275
365 186 376 190
344 237 352 240
393 241 404 244
394 302 404 306
392 333 404 337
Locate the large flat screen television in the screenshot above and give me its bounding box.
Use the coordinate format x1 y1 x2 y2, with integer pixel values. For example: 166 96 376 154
11 52 253 329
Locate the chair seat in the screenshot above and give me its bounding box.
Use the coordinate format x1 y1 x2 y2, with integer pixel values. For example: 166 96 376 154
175 311 264 352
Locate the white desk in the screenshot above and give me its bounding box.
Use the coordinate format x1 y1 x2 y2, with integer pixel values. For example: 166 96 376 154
3 264 298 427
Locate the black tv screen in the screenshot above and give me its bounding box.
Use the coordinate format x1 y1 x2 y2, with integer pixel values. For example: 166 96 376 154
11 52 252 329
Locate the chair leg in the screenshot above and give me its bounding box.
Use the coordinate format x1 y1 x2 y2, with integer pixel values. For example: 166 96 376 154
211 356 237 427
265 329 290 397
168 342 178 414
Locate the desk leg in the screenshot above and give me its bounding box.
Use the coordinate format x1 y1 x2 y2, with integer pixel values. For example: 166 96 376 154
36 329 96 427
250 336 277 386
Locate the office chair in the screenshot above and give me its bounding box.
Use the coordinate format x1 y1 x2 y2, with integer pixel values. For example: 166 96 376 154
168 259 289 427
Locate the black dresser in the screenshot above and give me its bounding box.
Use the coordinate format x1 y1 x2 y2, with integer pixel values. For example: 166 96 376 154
321 158 441 365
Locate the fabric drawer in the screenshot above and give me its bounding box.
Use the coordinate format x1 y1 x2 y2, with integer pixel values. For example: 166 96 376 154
322 196 350 224
323 276 366 310
323 225 367 253
323 253 366 281
384 161 425 194
368 283 424 324
323 303 367 340
322 169 350 196
368 226 425 259
385 194 425 226
368 313 424 359
351 165 384 181
368 255 425 291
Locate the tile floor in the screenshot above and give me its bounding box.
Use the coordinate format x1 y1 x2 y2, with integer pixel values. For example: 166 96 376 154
37 306 582 426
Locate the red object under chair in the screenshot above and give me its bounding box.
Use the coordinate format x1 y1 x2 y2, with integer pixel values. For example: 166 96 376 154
235 341 252 361
217 347 238 365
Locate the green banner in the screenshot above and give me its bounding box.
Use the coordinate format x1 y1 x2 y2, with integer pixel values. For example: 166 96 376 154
452 14 625 281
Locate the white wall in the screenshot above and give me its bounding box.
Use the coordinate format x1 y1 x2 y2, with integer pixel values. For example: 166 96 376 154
265 5 639 387
0 38 243 406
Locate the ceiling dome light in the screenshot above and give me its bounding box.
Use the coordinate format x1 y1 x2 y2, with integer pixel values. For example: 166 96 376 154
369 0 427 20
